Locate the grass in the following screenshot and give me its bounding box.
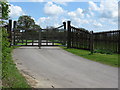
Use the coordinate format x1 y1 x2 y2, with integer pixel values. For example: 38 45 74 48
16 40 33 45
2 46 31 88
60 46 119 67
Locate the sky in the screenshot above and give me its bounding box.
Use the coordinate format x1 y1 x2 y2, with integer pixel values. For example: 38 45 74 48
8 0 119 32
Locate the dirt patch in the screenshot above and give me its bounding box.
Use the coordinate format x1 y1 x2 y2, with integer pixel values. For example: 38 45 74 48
14 58 55 88
14 58 41 88
20 70 40 88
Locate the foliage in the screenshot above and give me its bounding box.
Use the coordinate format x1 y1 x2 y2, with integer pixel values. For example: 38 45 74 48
0 1 10 20
1 2 30 88
31 24 41 29
94 49 114 55
2 28 30 88
17 15 41 29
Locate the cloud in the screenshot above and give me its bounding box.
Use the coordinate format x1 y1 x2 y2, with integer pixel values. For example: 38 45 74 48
88 0 118 19
37 17 51 28
37 16 67 28
9 4 25 18
44 2 64 16
38 17 50 24
88 1 100 11
93 20 102 27
88 0 118 30
68 8 84 18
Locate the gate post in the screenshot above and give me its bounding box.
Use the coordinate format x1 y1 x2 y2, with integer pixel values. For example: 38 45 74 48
67 21 71 48
8 19 12 46
90 31 94 54
63 22 66 45
13 21 17 28
13 21 17 45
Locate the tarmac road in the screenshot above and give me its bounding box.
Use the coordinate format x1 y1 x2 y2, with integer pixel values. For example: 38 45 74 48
12 46 118 88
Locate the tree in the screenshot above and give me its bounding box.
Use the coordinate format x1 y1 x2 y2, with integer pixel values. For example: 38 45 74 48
17 15 35 29
31 24 41 29
0 1 10 20
17 15 41 29
0 1 10 26
79 28 89 33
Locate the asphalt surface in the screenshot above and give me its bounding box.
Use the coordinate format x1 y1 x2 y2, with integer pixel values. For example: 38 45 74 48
12 46 118 88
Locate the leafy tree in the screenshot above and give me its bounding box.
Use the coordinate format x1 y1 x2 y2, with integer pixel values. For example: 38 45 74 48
79 28 89 33
0 1 10 20
31 24 41 29
17 15 41 29
17 15 35 29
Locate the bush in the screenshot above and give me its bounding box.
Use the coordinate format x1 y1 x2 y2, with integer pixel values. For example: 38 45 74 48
94 49 114 55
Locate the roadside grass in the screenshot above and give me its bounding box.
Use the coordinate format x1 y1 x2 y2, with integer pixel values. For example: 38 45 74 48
60 46 119 67
2 28 31 88
2 46 31 88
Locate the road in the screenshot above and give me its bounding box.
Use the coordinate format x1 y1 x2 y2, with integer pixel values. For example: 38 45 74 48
12 46 118 88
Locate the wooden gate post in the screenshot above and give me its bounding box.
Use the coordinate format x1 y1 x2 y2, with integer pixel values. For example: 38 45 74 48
90 31 94 54
8 19 12 46
63 22 66 45
67 21 71 48
13 21 17 45
13 21 17 28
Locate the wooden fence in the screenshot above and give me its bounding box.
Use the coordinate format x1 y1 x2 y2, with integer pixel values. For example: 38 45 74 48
94 30 120 53
7 20 120 54
67 21 120 54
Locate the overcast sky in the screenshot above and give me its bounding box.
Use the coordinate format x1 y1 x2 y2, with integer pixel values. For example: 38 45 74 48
8 0 119 32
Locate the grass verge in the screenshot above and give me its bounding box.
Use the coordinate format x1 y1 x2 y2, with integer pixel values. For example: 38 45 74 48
2 46 31 88
2 28 31 88
60 46 119 67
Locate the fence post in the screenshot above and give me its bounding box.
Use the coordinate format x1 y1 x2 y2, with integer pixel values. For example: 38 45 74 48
8 19 12 46
90 31 94 54
63 22 66 45
67 21 71 48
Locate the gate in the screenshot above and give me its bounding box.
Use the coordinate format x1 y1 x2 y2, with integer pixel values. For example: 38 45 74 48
12 29 40 46
12 21 67 48
7 20 120 53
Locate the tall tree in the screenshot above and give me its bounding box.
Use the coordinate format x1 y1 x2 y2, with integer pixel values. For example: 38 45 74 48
17 15 35 29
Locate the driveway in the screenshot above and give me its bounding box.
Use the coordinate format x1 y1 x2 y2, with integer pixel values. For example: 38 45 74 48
12 46 118 88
